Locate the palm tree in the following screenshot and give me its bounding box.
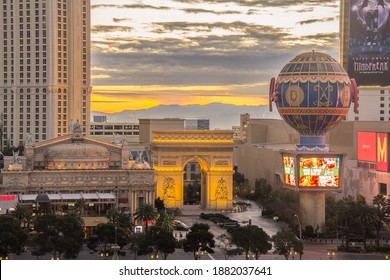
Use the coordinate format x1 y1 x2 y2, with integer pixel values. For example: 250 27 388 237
74 198 87 217
354 202 378 252
335 196 356 250
372 194 390 248
134 204 157 232
156 211 175 232
106 208 119 224
12 203 32 233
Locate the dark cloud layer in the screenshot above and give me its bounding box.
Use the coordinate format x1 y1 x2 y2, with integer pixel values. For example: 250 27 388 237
182 8 241 15
92 25 133 33
298 17 336 25
172 0 337 8
92 4 171 10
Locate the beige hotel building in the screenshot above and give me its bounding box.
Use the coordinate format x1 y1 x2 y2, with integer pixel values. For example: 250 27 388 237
0 0 91 147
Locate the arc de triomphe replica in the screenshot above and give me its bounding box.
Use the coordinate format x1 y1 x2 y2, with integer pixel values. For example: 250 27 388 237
151 131 234 210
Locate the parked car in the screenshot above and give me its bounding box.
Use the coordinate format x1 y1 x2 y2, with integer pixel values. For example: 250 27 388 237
173 220 189 231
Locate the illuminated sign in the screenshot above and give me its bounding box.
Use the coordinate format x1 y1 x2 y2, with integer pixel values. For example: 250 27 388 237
357 132 376 162
298 157 340 188
283 156 296 186
348 0 390 86
0 195 15 201
134 226 143 234
357 131 390 172
377 133 390 172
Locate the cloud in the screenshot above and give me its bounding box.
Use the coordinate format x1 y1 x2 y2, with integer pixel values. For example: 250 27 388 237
92 4 171 10
112 18 132 23
171 0 337 8
298 17 337 25
182 8 241 15
150 21 288 39
92 25 133 33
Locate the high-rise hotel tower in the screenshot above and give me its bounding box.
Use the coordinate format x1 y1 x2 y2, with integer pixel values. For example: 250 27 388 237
340 0 390 122
0 0 91 147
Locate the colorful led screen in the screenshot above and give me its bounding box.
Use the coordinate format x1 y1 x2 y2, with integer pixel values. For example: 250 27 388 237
299 157 340 188
283 156 296 186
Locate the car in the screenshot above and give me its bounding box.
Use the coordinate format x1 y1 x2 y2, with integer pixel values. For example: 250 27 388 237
173 220 189 231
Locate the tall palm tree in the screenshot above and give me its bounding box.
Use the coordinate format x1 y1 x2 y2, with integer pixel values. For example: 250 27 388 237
74 198 87 217
12 203 32 233
372 194 390 247
156 211 175 232
134 203 157 232
354 203 378 252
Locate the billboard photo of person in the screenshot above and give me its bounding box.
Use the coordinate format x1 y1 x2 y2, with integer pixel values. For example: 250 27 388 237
349 0 390 86
353 0 386 46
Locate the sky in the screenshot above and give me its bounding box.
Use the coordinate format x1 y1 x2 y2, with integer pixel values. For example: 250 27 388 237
90 0 340 113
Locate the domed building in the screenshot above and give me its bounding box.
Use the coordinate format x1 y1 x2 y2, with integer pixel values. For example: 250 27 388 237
44 141 111 170
0 126 155 233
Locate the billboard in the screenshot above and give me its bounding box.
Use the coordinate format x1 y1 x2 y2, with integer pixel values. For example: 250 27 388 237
377 132 390 171
283 155 296 186
348 0 390 86
298 157 340 188
357 131 390 171
357 131 377 161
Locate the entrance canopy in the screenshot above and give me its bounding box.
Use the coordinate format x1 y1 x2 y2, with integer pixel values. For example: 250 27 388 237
20 192 116 203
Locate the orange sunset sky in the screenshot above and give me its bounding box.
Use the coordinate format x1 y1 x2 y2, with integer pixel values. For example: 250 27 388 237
90 0 340 113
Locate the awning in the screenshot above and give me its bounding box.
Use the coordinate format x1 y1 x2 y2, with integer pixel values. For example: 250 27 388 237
20 194 38 201
61 194 82 200
19 193 116 202
48 194 62 200
97 193 116 200
81 193 99 200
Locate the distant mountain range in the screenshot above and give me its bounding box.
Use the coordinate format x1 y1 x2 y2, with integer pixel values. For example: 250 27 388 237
91 103 281 129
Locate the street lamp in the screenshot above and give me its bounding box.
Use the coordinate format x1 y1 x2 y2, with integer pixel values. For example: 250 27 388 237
111 226 120 260
151 253 159 259
196 242 205 260
289 249 297 260
294 214 302 240
327 249 336 260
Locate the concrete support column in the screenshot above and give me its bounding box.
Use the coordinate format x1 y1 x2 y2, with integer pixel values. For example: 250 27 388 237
299 191 326 230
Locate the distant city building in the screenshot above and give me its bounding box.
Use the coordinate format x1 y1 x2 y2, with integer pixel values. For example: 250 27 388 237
340 0 390 121
346 87 390 121
139 119 185 144
240 113 250 143
231 126 241 142
184 118 210 130
0 0 91 147
93 115 107 123
90 122 139 143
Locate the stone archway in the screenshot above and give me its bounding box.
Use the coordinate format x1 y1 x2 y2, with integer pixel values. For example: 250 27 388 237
151 131 234 210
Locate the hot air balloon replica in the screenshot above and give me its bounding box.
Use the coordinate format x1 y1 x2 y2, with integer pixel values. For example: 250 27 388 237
269 51 358 228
